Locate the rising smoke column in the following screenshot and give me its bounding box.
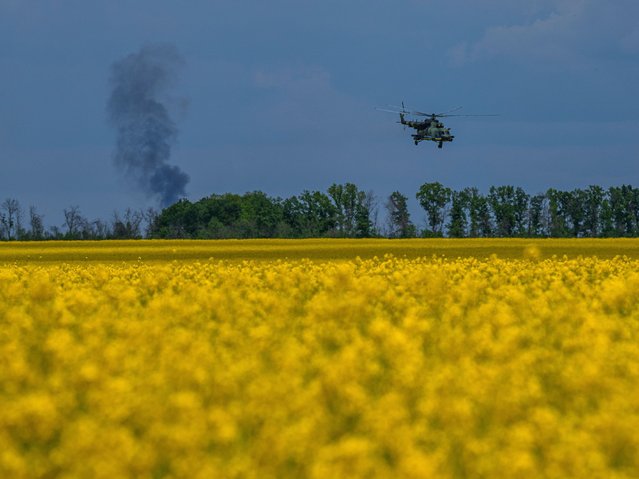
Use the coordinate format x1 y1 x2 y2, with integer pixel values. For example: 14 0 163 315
107 44 189 207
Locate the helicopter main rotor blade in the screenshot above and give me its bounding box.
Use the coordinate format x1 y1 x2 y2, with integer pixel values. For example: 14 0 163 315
387 104 412 113
376 107 408 114
436 106 463 115
387 104 445 117
439 114 499 117
378 103 497 118
409 110 433 117
412 111 498 118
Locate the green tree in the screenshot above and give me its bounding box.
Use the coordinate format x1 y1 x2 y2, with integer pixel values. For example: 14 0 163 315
386 191 416 238
631 188 639 235
527 193 546 237
238 191 284 238
463 187 492 237
447 190 468 238
564 188 587 237
151 198 197 238
196 194 243 235
513 187 530 235
285 190 337 237
282 196 305 238
582 185 604 237
328 183 372 237
416 182 451 236
328 183 351 236
546 188 569 237
354 190 374 238
599 197 615 237
488 186 528 237
607 186 635 236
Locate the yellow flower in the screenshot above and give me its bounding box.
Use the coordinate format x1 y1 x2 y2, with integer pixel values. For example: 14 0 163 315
1 240 639 477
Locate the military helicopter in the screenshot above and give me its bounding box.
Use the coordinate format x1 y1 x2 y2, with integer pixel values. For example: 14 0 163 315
377 103 496 148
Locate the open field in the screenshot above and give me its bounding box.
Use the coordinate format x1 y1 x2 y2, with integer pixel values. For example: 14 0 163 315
4 238 639 263
2 240 639 477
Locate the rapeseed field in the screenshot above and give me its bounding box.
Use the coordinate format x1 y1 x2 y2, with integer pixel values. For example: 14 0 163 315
1 240 639 478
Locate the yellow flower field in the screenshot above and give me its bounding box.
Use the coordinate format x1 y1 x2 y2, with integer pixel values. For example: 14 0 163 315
1 240 639 478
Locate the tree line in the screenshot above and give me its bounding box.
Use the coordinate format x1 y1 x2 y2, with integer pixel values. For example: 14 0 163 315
0 199 157 241
3 183 639 240
410 183 639 238
152 184 377 239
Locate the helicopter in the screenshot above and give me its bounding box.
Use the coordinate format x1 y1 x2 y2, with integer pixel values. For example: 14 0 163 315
377 103 496 148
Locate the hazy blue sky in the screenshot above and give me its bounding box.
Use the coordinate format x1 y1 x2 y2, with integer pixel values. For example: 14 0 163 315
1 0 638 226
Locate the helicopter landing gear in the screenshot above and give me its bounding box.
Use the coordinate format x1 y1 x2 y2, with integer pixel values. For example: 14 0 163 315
438 141 443 149
414 140 419 146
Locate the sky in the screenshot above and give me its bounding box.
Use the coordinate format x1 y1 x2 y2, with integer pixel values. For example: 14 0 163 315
1 0 638 227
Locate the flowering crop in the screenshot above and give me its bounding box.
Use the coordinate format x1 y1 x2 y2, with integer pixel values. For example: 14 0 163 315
1 241 639 478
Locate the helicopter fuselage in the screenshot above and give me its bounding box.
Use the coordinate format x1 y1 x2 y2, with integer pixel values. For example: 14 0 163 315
400 113 454 148
378 103 495 149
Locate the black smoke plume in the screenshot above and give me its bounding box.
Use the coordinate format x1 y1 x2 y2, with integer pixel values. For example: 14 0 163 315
107 44 189 207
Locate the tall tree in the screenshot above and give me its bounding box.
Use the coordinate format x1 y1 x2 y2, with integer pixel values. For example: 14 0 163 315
563 188 586 237
463 187 492 237
546 188 569 237
608 186 635 236
582 185 604 237
289 190 337 237
354 190 375 238
386 191 416 238
195 194 243 238
112 208 144 239
328 183 359 237
513 187 530 235
528 193 546 237
63 205 89 239
631 188 639 236
282 196 305 238
327 183 376 238
238 191 284 238
29 206 45 240
92 219 110 239
416 182 451 236
447 190 468 238
0 198 22 240
488 186 528 237
599 196 615 237
143 207 159 238
361 190 379 237
608 185 637 236
150 199 196 238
